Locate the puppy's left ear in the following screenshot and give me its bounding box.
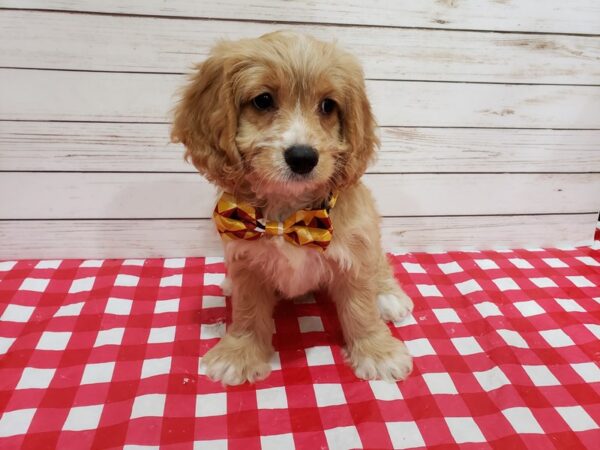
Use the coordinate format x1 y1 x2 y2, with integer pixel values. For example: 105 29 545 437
338 72 379 187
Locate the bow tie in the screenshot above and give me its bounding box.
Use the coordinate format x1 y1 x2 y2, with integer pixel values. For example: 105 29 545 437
213 192 338 251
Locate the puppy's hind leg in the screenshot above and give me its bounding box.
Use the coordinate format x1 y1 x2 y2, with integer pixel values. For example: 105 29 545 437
375 252 413 322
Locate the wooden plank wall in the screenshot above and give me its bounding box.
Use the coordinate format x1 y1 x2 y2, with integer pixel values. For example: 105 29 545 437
0 1 599 259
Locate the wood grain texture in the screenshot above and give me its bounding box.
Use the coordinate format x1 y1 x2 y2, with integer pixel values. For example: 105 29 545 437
1 0 599 34
2 172 599 220
0 214 594 259
2 122 600 173
2 11 600 84
2 70 600 128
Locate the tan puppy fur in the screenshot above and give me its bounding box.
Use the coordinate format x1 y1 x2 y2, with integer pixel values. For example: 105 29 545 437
172 31 414 385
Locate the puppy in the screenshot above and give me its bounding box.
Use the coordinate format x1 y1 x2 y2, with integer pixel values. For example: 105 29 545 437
171 31 414 385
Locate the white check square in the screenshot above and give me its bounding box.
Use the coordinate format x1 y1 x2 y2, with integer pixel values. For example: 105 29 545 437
451 337 483 355
566 276 594 287
94 328 125 347
68 277 95 293
401 262 426 273
423 372 458 394
164 258 186 268
196 392 227 417
513 300 545 317
202 296 226 309
416 284 442 297
148 326 176 344
37 331 71 350
555 406 598 432
305 346 334 366
298 316 324 333
455 279 483 295
35 260 61 269
154 298 179 313
584 324 600 339
386 421 425 449
122 259 145 266
438 262 463 274
542 258 568 268
200 323 226 340
497 329 529 348
523 365 559 386
0 408 36 437
1 304 35 323
531 277 557 288
539 329 575 347
492 278 520 292
0 337 16 355
508 258 533 269
445 417 486 443
160 274 182 287
475 259 499 270
256 386 288 409
63 404 103 431
502 407 543 433
313 383 346 407
405 338 436 357
16 367 56 389
131 394 166 419
575 256 600 267
0 261 17 271
80 260 103 268
194 440 227 450
19 278 50 292
81 362 115 385
105 297 133 315
114 274 139 287
433 308 461 323
473 366 510 392
141 357 172 379
325 426 362 450
261 434 295 450
204 273 225 286
474 302 502 318
571 362 600 383
54 302 84 317
555 298 585 312
369 380 402 401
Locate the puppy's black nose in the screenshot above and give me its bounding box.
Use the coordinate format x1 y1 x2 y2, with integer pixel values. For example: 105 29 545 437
284 145 319 175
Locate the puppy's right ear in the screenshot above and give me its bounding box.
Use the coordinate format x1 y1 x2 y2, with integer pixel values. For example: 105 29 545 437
171 51 242 190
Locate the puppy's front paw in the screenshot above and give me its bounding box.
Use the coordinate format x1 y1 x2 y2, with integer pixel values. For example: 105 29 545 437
377 291 414 322
346 334 412 382
201 334 272 385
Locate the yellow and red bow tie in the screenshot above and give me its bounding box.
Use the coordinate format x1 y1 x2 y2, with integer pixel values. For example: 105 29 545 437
213 192 338 251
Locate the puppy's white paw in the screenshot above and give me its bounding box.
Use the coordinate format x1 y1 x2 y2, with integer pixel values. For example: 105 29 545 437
220 276 232 296
377 291 413 322
346 336 413 382
201 335 272 385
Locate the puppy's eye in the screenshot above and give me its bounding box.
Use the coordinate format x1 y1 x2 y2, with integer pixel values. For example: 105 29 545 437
320 98 336 115
252 93 274 111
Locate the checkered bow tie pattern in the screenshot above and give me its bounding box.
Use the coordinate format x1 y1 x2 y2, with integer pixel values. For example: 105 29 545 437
213 192 338 251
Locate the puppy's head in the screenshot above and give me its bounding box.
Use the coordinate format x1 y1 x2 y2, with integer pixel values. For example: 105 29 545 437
172 31 377 199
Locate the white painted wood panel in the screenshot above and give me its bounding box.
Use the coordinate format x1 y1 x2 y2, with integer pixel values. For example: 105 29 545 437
2 11 600 84
2 0 598 34
0 214 594 259
2 70 600 128
2 173 599 219
2 122 600 173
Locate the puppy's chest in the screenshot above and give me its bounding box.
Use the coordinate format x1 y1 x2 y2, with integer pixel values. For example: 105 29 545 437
227 237 331 298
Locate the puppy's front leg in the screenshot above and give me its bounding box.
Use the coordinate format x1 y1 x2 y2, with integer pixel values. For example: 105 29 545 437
330 272 412 381
202 264 276 385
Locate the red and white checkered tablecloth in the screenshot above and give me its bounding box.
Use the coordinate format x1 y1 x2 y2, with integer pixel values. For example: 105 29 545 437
1 247 599 449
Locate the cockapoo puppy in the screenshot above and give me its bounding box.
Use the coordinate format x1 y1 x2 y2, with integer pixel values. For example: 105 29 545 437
172 31 414 385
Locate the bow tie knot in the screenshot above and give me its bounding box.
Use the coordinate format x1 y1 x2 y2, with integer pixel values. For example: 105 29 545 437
213 192 337 251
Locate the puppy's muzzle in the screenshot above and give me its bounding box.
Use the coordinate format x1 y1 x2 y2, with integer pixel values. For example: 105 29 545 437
284 145 319 175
